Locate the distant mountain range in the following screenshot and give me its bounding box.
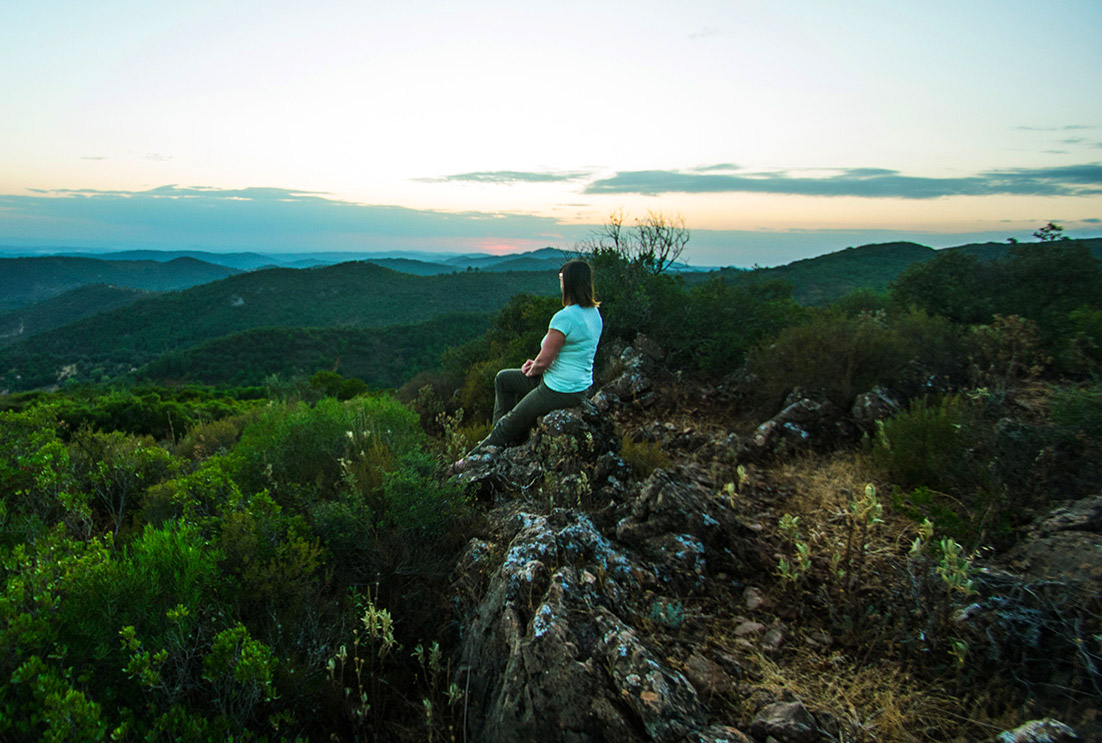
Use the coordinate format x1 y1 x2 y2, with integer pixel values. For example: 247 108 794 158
0 255 240 310
0 245 576 277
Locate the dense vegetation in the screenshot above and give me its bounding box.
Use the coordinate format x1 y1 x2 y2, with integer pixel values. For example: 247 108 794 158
1 228 1100 740
0 264 557 390
0 284 148 349
139 313 493 388
0 384 471 741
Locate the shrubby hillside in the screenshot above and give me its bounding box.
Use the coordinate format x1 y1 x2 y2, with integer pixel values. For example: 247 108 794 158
0 229 1100 741
138 313 493 388
0 284 148 348
0 263 557 390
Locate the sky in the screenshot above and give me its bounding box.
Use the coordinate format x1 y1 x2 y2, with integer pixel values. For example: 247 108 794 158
1 0 1100 267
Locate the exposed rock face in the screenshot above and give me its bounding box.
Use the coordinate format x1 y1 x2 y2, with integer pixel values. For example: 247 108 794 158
457 509 715 743
459 398 620 499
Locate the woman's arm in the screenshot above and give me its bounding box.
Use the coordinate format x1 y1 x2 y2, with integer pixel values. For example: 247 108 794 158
522 329 565 377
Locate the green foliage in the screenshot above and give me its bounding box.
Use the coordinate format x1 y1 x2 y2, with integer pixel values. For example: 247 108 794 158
1049 383 1102 441
203 623 278 729
748 308 959 409
873 395 973 493
891 250 996 324
891 235 1102 375
665 277 803 374
68 428 180 535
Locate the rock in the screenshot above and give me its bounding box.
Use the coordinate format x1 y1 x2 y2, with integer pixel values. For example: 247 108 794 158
742 586 767 612
691 724 753 743
615 467 764 592
739 389 858 463
761 626 786 652
850 386 902 434
683 653 731 698
1032 494 1102 536
600 338 665 407
734 620 765 637
995 718 1079 743
457 399 619 499
1006 494 1102 593
749 700 819 743
458 509 711 743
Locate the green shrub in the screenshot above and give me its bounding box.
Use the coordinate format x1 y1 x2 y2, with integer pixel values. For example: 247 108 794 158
749 310 911 409
873 395 973 493
140 459 242 528
68 428 180 535
663 277 803 374
232 395 423 506
1050 383 1102 441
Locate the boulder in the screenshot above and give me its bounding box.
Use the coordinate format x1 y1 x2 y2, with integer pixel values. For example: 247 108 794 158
599 337 665 408
748 700 819 743
850 386 902 434
1006 494 1102 593
739 389 858 463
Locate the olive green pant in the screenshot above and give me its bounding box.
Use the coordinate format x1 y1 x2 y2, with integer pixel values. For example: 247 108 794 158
478 369 585 449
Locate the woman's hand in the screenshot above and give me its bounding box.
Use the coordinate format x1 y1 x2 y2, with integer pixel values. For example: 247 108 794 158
524 330 565 377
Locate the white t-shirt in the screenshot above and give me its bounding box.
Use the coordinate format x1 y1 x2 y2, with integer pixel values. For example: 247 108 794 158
543 304 603 393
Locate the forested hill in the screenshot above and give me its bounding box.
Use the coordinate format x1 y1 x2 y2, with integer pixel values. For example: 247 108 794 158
0 262 558 390
719 238 1102 305
0 256 240 310
0 284 147 348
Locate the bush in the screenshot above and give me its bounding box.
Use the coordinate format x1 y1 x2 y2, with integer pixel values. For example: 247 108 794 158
663 277 802 375
872 395 973 493
749 310 910 409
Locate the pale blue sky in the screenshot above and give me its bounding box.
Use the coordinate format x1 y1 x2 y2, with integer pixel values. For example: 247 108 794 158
1 0 1099 266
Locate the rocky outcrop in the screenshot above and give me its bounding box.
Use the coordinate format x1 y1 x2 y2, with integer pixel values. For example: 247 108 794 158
449 343 1092 742
738 388 858 463
457 508 718 743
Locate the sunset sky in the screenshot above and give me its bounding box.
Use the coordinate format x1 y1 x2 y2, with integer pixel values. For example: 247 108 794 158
1 0 1100 266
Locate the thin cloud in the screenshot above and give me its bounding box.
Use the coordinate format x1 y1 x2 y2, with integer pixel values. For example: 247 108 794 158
584 163 1102 199
417 170 591 185
0 185 577 250
1016 125 1096 132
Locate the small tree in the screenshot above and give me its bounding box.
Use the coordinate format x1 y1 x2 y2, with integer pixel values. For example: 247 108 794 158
1033 222 1068 242
579 209 689 274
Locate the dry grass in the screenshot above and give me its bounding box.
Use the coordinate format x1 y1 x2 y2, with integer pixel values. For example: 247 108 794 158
745 649 1018 743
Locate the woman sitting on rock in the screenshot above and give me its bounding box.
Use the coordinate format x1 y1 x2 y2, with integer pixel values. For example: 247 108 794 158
454 259 603 471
